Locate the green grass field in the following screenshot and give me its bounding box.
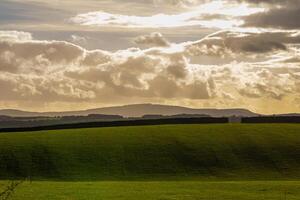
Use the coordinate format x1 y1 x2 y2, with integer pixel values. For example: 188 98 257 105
0 124 300 199
1 181 300 200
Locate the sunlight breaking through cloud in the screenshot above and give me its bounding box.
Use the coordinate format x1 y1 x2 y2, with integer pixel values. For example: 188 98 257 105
0 0 300 113
70 1 264 29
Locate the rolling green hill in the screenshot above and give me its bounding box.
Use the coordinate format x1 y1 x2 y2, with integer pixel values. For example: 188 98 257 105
0 124 300 181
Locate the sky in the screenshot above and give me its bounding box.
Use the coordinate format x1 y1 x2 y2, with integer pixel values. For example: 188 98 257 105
0 0 300 114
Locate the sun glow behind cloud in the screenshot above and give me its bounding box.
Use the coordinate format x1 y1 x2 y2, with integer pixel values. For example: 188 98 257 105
1 0 300 114
70 1 264 29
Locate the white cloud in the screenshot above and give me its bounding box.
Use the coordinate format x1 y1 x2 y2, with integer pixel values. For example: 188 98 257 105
70 35 87 46
70 1 264 29
134 32 170 47
0 31 32 41
0 30 217 104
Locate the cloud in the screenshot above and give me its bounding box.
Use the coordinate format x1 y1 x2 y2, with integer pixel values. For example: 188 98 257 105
237 0 299 6
185 30 300 58
244 8 300 29
237 0 300 29
183 30 300 101
0 31 32 41
70 11 208 28
134 32 170 47
153 0 208 7
0 30 217 104
70 35 87 46
1 30 300 113
0 0 300 114
70 1 263 29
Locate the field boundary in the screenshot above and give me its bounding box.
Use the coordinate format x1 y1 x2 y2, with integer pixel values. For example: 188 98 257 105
0 117 228 133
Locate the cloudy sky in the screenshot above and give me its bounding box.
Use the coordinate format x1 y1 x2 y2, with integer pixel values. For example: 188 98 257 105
0 0 300 114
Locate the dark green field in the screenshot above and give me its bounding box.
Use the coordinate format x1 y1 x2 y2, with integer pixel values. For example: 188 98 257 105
0 124 300 199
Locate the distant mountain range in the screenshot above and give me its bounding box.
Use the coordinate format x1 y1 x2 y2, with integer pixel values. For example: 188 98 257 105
277 113 300 117
0 104 259 117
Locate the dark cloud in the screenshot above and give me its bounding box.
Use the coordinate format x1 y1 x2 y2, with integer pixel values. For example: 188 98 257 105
239 0 300 29
244 8 300 29
0 0 69 24
237 0 299 6
186 31 300 57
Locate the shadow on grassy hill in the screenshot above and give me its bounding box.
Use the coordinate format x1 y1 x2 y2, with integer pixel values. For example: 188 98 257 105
0 124 300 181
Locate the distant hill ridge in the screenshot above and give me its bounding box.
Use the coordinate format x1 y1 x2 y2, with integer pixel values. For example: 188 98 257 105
0 103 258 117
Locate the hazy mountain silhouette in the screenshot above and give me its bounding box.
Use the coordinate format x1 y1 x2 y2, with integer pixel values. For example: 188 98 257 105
0 104 258 117
276 113 300 117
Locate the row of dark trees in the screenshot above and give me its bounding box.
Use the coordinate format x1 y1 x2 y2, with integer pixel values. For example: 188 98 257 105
0 116 299 133
242 116 300 123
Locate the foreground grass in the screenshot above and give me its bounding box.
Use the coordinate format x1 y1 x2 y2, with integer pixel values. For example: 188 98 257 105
1 181 300 200
0 124 300 180
1 124 300 199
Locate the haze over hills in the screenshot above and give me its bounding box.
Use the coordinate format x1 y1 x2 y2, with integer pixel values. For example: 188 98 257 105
0 104 258 118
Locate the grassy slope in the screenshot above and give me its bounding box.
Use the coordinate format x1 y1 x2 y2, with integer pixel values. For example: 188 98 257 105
0 124 300 180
